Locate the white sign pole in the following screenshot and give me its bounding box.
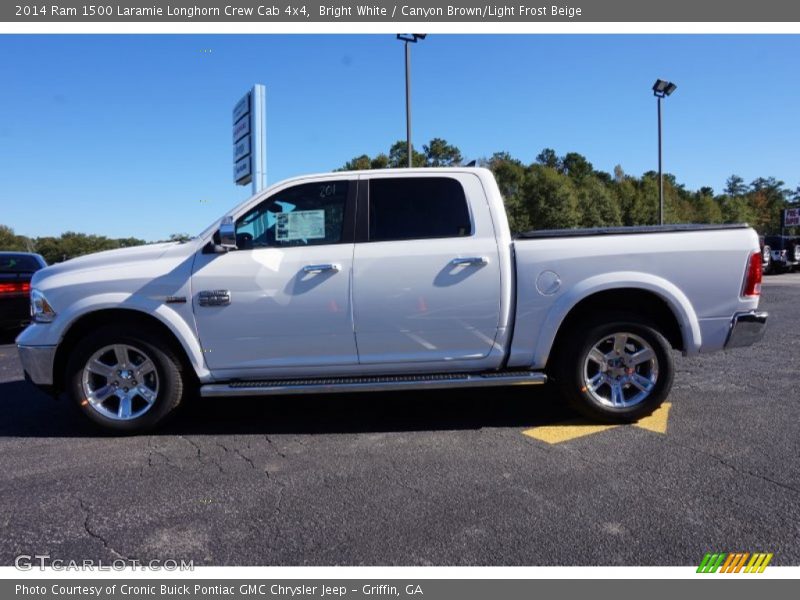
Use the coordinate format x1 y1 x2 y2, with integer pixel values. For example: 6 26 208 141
232 83 267 195
250 84 267 195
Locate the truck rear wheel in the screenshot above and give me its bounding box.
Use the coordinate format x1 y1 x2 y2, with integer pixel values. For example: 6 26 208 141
552 313 674 423
66 325 185 433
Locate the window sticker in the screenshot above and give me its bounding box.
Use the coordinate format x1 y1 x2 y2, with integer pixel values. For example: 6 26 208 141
265 201 296 231
275 209 326 241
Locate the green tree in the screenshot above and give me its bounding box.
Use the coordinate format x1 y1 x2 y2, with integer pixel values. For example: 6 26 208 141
117 237 147 248
613 177 645 226
32 236 64 264
690 190 723 224
17 231 147 264
662 176 694 224
719 195 755 224
575 176 621 228
535 148 560 169
594 170 613 185
487 152 529 232
340 138 462 171
635 172 661 225
0 225 30 251
748 177 787 233
335 142 789 233
560 152 593 180
522 164 580 230
341 153 390 171
388 140 426 168
341 154 373 171
423 138 462 167
370 153 390 169
725 175 748 196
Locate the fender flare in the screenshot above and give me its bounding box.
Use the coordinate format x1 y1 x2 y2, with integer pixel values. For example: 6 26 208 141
59 293 210 381
531 272 702 367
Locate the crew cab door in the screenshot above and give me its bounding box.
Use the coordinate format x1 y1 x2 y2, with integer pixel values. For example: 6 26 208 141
352 173 503 365
191 178 358 374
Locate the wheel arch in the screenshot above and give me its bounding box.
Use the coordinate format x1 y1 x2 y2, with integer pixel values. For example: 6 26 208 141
53 307 205 393
534 274 701 369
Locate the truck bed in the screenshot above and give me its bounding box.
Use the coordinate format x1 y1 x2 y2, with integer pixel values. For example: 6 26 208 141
508 223 761 369
515 223 750 240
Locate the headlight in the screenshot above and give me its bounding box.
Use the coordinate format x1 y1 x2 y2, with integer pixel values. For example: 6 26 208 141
30 289 57 323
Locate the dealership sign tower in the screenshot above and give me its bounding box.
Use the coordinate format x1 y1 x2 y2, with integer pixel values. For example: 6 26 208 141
233 84 267 195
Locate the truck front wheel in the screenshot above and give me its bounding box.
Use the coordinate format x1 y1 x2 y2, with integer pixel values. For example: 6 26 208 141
552 314 674 423
66 325 185 433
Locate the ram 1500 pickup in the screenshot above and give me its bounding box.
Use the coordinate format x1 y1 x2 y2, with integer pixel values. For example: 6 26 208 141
17 168 768 432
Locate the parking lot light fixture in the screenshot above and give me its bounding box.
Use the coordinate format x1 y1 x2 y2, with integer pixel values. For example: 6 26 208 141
396 34 427 168
652 79 677 225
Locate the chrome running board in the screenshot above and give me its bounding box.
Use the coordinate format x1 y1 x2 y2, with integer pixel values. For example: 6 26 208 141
200 371 547 398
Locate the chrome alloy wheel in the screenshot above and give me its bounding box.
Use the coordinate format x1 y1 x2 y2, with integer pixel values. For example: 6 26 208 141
80 344 160 420
582 332 659 408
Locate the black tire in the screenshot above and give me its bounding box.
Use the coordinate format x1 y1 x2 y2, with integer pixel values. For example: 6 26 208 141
762 245 772 274
551 312 674 423
792 243 800 266
66 324 185 433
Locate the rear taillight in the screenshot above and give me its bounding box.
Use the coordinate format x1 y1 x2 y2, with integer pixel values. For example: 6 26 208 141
0 282 31 294
743 251 762 297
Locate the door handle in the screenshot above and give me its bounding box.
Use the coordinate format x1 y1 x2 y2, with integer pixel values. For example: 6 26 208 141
303 263 341 274
450 256 488 267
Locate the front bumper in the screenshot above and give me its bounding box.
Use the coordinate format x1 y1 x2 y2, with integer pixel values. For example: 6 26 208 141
724 311 768 349
17 344 56 386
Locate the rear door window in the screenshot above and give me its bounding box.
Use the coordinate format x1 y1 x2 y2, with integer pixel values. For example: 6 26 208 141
368 177 472 242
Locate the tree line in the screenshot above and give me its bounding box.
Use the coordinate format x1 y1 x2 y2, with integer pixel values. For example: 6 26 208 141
2 138 797 263
0 227 190 265
341 138 799 235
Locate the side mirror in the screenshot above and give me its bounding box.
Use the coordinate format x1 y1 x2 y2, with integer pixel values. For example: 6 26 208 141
218 216 237 250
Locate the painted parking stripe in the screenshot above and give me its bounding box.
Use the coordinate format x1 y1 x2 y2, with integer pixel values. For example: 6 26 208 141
523 403 672 444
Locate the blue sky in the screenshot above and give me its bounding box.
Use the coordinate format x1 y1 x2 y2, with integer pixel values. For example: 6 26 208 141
1 34 798 241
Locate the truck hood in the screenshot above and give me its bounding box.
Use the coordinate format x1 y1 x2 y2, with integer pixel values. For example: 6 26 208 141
31 241 200 288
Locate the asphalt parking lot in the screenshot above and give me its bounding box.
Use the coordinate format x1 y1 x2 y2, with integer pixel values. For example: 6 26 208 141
1 274 798 567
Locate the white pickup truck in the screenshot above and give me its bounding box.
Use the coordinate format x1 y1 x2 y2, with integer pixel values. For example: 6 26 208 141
17 168 767 432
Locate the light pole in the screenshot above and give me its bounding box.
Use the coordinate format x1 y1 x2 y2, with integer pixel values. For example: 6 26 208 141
652 79 677 225
397 34 426 168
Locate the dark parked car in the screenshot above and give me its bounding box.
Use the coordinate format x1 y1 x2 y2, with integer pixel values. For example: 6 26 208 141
762 235 800 274
0 252 47 331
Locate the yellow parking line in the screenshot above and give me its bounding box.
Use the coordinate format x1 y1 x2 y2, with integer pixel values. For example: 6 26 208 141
523 421 618 444
523 403 672 444
635 402 671 434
